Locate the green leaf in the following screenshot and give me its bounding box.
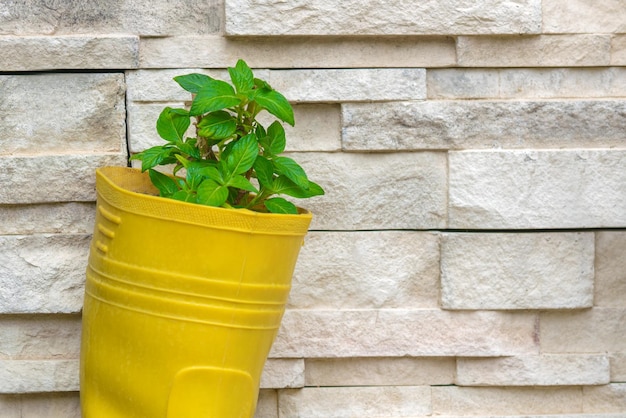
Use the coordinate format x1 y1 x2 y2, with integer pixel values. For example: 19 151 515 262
273 156 309 189
190 80 241 116
253 155 274 189
197 111 237 139
272 176 325 198
197 179 229 207
265 121 286 155
227 175 258 193
228 59 255 94
264 197 298 214
174 73 214 93
149 169 179 197
225 134 259 176
156 107 190 142
132 146 177 171
171 189 198 204
254 88 294 126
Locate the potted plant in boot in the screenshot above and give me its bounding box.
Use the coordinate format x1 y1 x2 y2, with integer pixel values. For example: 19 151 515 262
80 59 323 418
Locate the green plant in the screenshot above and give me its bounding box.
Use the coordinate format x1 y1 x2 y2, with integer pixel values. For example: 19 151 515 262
130 59 324 214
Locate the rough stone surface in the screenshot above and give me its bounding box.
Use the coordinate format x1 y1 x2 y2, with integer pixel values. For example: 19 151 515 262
255 390 278 418
595 232 626 308
305 357 455 387
260 359 304 389
278 386 431 417
0 73 126 155
610 353 626 382
140 36 456 68
225 0 541 36
267 69 426 103
432 386 583 415
0 315 82 359
1 154 128 204
0 360 78 393
0 35 139 71
457 35 611 67
0 203 95 235
440 232 594 310
456 355 610 386
613 35 626 65
448 150 626 229
0 393 80 418
543 0 626 33
0 235 89 314
342 100 626 150
292 152 448 230
271 310 539 358
583 384 626 413
290 231 440 309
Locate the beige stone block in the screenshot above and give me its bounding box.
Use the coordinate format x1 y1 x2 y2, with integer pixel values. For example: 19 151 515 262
268 69 426 102
543 0 626 33
140 36 456 69
343 101 626 151
16 393 80 418
0 235 89 314
0 315 82 359
305 357 455 387
261 359 304 389
595 231 626 308
448 150 626 229
457 355 610 386
0 35 139 71
432 386 583 415
290 231 439 309
278 386 431 417
457 35 611 67
0 396 19 418
613 35 626 65
0 360 78 393
271 310 539 358
255 390 278 418
441 232 594 310
427 69 500 99
583 384 626 413
0 153 128 204
0 203 94 235
610 353 626 382
225 0 541 36
540 308 626 354
292 152 448 230
0 73 125 155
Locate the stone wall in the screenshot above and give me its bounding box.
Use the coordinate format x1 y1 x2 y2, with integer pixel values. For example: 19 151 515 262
1 0 625 416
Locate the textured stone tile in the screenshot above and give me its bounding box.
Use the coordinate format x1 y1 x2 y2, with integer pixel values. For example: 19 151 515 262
305 357 455 386
278 386 431 418
448 150 626 229
441 232 594 310
540 308 626 354
427 69 500 99
267 69 426 102
290 231 440 309
292 152 447 230
255 390 278 418
610 353 626 383
457 35 611 67
613 35 626 65
271 310 539 358
0 35 139 71
583 384 626 413
0 360 78 393
0 235 89 314
457 355 610 386
225 0 541 36
16 393 80 418
140 36 456 68
0 203 95 235
0 154 128 204
342 101 626 150
0 73 125 155
261 359 304 389
595 231 626 308
543 0 626 33
432 386 583 415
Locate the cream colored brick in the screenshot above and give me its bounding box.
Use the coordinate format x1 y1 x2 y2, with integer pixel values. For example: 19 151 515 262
595 232 626 308
140 36 456 69
290 232 440 309
427 69 500 99
0 203 94 235
540 308 626 354
0 35 138 71
0 315 82 359
457 355 610 386
457 35 611 67
0 154 127 204
271 310 538 358
305 357 455 387
0 360 78 393
294 152 447 230
15 393 80 418
613 35 626 65
260 359 304 389
610 353 626 383
255 390 278 418
448 150 626 229
225 0 541 36
441 232 594 310
278 386 431 418
583 384 626 413
543 0 626 33
268 69 426 102
432 386 583 415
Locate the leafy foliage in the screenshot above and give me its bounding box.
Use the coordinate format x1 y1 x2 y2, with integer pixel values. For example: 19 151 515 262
131 59 324 214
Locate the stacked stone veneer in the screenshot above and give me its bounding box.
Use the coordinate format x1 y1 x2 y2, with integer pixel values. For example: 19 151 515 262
1 1 626 417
